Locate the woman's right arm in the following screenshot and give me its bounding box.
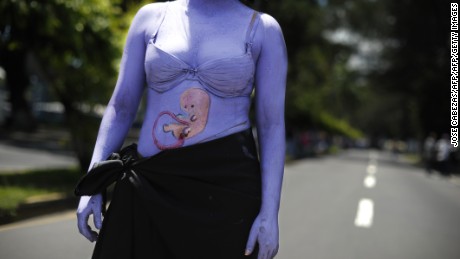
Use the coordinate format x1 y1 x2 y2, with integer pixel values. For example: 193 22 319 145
76 4 160 242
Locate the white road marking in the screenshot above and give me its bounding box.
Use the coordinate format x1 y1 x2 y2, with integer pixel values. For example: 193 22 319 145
364 175 376 188
367 164 377 175
354 199 374 228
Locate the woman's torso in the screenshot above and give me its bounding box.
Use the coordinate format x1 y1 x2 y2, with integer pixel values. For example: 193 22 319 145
137 1 261 157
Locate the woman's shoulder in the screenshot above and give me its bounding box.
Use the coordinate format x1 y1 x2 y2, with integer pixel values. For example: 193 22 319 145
129 2 169 41
134 2 168 22
249 11 284 57
257 12 283 36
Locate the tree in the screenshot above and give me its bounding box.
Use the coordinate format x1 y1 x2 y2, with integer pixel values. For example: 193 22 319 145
1 0 125 169
1 0 377 170
327 0 451 140
254 0 363 138
377 0 450 139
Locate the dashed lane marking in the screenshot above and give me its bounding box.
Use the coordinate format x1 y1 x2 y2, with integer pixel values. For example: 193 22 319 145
364 175 376 188
354 198 374 228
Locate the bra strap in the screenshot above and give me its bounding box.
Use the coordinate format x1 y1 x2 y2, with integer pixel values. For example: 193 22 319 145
245 11 261 53
152 2 169 43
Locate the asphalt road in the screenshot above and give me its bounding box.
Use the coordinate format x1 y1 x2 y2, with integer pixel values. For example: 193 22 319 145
1 149 459 259
0 142 77 171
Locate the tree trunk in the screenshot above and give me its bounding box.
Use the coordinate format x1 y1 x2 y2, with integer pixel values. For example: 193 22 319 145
62 102 99 171
1 49 37 131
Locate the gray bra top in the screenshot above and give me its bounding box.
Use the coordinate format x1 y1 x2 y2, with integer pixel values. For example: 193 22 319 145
144 3 261 98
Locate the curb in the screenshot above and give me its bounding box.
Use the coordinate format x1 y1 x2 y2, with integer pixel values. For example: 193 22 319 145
0 195 78 226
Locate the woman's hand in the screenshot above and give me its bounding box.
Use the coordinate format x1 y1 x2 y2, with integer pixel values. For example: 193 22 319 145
77 194 103 242
245 213 279 259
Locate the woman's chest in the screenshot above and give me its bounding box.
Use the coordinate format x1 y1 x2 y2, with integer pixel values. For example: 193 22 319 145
152 23 248 66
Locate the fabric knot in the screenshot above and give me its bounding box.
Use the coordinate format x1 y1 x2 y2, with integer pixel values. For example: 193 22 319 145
182 67 198 76
74 143 140 197
116 143 139 168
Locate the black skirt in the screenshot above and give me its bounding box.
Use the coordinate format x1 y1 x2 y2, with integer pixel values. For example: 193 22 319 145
79 129 261 259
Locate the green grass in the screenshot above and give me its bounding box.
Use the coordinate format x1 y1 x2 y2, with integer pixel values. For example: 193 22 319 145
400 153 423 167
327 145 341 155
0 187 48 216
0 167 81 218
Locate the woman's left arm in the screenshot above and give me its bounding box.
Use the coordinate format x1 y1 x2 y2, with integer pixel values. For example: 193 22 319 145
245 14 288 259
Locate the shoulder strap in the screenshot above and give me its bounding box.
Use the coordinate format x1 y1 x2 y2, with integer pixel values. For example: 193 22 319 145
245 11 261 52
152 2 169 43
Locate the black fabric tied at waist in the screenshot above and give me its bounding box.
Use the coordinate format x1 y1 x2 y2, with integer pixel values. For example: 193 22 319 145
74 143 141 197
74 129 263 259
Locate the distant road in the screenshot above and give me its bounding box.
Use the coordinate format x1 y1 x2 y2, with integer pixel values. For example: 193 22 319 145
0 142 77 172
277 150 460 259
1 149 459 259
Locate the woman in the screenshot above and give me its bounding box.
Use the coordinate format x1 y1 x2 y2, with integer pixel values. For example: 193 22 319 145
76 0 287 258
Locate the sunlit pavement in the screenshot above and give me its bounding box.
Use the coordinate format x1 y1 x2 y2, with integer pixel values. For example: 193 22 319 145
0 211 94 259
278 149 460 259
1 149 459 259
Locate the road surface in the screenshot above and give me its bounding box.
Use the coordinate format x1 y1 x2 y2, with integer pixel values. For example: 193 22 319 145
1 149 459 259
0 142 77 171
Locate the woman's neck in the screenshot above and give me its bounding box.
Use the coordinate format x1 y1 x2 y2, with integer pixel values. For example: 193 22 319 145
177 0 241 15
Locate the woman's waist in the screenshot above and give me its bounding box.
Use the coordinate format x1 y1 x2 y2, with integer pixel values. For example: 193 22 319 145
76 129 261 198
137 127 258 161
137 119 252 157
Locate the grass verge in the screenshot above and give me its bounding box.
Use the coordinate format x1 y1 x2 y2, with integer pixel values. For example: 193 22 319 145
0 167 81 219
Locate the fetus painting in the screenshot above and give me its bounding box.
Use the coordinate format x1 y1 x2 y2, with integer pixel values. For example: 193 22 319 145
153 88 210 150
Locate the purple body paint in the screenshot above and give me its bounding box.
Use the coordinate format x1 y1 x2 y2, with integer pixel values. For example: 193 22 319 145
77 1 287 258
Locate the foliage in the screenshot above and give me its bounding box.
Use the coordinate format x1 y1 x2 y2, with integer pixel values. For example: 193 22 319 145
0 0 149 169
1 0 121 104
257 0 450 141
327 0 450 139
257 0 363 138
378 0 450 139
0 167 80 218
0 187 47 217
2 0 447 157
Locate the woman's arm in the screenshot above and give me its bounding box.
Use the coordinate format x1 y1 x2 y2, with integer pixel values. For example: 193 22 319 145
76 4 159 242
87 6 154 169
245 14 288 259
